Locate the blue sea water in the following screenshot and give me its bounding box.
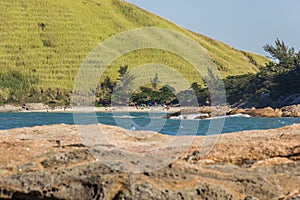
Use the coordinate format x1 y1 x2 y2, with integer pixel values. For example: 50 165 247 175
0 112 300 136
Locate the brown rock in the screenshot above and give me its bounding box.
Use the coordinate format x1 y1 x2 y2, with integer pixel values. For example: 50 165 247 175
0 124 299 199
274 108 283 117
166 106 229 119
246 107 281 117
228 108 246 115
282 104 300 117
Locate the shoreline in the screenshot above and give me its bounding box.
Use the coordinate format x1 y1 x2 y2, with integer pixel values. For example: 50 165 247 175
1 103 300 118
0 104 181 114
0 107 181 113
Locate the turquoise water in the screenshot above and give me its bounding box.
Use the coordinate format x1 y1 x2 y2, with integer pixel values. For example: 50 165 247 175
0 112 300 135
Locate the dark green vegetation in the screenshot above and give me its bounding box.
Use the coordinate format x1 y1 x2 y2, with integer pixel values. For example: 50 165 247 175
96 67 178 106
0 0 268 105
97 39 300 108
0 71 37 103
225 39 300 107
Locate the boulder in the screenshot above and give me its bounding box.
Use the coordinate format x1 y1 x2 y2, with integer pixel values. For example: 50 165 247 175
227 108 246 115
282 104 300 117
166 106 229 119
274 108 283 117
245 107 282 117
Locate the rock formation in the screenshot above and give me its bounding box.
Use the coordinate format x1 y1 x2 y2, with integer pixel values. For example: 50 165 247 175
228 105 300 118
282 104 300 117
244 107 283 118
0 124 299 199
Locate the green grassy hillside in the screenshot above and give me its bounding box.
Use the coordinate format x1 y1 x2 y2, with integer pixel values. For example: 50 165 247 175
0 0 269 92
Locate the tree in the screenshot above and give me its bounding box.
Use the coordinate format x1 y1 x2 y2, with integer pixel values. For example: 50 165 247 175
204 67 225 105
113 65 136 105
101 77 115 93
0 70 37 103
115 65 134 89
134 86 153 104
190 82 208 105
96 76 116 106
159 85 176 104
118 65 128 81
263 39 296 69
150 73 160 90
223 39 300 106
295 52 300 68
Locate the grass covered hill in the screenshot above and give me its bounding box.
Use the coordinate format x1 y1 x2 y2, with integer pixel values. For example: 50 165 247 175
0 0 269 103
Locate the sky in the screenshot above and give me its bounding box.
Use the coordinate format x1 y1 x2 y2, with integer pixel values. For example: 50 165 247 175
126 0 300 56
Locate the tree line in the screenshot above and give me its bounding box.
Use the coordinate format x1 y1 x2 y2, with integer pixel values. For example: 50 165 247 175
1 39 299 107
225 39 300 107
96 39 300 108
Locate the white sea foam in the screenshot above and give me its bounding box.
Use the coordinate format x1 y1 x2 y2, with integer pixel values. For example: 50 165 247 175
113 115 136 119
170 113 209 120
205 114 251 120
170 113 251 120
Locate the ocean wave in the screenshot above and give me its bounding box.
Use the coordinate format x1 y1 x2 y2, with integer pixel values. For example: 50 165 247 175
205 114 251 120
170 113 251 120
113 115 136 119
170 113 209 120
229 114 251 118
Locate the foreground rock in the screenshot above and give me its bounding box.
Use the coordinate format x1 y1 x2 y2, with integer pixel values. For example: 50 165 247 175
0 124 299 199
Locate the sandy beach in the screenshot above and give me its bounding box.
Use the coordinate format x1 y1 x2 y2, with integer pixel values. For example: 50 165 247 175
0 104 182 113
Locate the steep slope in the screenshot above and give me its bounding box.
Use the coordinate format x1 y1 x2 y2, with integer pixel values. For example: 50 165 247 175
0 0 269 91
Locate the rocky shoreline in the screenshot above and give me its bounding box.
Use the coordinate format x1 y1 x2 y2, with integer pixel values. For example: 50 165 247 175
166 104 300 119
229 104 300 118
2 103 300 119
0 124 299 199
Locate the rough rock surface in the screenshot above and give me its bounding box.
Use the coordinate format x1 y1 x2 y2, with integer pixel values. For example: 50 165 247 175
282 104 300 117
244 107 283 118
166 106 229 119
0 124 299 200
229 105 300 118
